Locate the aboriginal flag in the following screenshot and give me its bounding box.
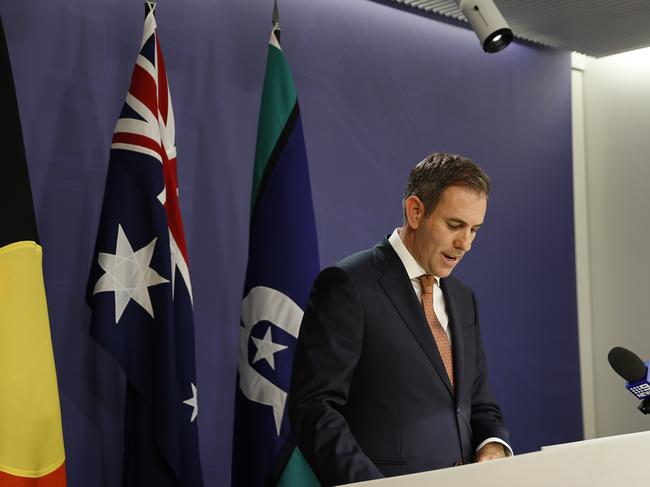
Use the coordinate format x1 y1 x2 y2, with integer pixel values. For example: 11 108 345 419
0 17 67 487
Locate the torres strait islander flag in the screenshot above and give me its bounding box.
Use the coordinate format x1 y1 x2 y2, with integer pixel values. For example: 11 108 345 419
231 2 320 486
0 18 67 487
86 3 203 486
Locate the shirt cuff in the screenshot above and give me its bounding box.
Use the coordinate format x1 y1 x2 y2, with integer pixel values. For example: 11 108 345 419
475 437 514 457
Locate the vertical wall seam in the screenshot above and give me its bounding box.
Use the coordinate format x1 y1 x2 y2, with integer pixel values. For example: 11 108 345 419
571 52 597 439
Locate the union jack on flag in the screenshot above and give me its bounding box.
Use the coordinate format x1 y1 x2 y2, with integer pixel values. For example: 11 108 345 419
86 3 203 486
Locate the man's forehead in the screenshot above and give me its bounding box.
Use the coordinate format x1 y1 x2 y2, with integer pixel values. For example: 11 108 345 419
436 186 487 222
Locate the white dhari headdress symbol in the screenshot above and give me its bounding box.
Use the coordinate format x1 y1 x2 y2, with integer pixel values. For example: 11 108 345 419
238 286 303 435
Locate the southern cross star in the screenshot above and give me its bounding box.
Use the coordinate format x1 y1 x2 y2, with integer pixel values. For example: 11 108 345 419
93 224 169 323
183 382 198 422
251 325 288 370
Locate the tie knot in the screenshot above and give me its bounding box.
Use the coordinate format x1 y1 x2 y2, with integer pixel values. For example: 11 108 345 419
418 274 435 294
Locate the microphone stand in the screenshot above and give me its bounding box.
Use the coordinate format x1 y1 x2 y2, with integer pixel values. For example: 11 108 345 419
639 397 650 415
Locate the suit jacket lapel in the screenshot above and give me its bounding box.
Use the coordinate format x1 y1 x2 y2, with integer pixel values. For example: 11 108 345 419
441 278 465 404
374 240 454 396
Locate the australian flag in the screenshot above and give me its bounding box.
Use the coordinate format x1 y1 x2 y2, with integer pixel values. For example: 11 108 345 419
86 4 203 486
231 3 320 486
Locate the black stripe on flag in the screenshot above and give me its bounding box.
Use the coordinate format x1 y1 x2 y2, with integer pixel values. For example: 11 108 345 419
1 18 39 248
251 102 300 220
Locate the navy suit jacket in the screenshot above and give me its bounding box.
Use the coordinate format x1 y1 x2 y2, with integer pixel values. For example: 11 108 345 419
289 239 509 486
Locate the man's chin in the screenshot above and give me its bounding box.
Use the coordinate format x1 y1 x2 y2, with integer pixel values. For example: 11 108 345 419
434 267 453 278
435 261 458 278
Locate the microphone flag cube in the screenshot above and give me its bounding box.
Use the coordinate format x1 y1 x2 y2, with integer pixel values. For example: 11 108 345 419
626 361 650 399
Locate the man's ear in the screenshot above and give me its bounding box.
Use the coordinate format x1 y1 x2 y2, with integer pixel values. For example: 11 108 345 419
404 195 425 229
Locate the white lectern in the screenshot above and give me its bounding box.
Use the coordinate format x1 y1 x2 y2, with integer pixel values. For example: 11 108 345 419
343 431 650 486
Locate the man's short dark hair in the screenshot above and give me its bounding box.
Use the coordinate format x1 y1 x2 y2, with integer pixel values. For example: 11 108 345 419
403 152 491 218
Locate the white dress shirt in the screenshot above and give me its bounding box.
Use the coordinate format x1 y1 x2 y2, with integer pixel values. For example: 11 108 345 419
388 229 450 340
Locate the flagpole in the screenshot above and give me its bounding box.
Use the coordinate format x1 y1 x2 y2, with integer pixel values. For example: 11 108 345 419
272 0 279 25
272 0 281 42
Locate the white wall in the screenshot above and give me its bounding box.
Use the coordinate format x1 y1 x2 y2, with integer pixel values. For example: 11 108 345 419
573 48 650 439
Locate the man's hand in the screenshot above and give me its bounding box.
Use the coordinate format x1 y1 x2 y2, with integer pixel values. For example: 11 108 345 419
475 442 507 462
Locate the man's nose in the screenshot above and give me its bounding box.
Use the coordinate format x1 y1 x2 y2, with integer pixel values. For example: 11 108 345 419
454 231 472 252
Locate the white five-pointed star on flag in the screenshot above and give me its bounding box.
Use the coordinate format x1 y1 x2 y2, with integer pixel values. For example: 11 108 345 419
251 326 288 370
183 382 198 422
93 224 169 323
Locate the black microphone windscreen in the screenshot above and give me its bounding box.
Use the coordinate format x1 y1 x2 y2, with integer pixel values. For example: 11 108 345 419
608 347 646 382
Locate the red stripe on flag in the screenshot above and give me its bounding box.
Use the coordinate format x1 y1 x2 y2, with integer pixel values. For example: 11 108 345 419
0 463 66 487
161 152 189 264
112 132 164 160
156 37 169 126
129 64 158 118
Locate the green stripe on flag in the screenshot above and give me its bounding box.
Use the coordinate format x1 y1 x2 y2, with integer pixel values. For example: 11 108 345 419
277 448 320 487
251 42 297 207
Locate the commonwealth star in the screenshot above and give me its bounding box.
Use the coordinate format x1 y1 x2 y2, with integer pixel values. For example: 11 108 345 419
93 224 169 323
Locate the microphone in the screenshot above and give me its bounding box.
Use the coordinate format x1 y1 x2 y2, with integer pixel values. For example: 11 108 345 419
608 346 650 415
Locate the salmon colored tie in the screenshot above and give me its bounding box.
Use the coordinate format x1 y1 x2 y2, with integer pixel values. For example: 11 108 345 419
419 275 454 389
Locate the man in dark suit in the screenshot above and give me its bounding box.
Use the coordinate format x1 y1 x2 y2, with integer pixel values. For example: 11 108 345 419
289 152 511 486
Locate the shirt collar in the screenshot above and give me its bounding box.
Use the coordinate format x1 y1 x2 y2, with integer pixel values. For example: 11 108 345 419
388 228 440 285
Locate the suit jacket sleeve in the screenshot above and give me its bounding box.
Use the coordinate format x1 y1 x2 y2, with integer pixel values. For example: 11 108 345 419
467 290 510 449
288 266 383 486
